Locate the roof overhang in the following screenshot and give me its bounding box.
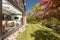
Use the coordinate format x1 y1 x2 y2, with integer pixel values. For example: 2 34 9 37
7 0 24 13
2 0 22 15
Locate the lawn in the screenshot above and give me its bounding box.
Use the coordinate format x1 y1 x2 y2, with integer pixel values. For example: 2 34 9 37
17 24 60 40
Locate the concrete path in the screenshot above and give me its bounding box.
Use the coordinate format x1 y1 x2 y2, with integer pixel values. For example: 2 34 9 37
4 24 27 40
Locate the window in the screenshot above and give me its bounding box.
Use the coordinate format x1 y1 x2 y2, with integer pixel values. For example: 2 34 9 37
14 17 19 19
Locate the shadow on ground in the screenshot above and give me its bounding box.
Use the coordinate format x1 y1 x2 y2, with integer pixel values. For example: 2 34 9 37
31 30 60 40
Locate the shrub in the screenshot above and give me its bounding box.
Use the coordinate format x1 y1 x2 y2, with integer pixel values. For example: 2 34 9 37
42 17 59 27
27 15 38 24
42 17 60 34
42 19 48 26
48 17 58 27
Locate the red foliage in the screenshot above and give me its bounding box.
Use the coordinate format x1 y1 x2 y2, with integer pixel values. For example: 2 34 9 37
39 0 54 11
34 0 60 21
43 11 60 20
42 0 48 2
39 0 48 6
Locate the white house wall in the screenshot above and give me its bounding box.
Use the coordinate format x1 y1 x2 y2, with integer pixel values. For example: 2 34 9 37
2 8 11 15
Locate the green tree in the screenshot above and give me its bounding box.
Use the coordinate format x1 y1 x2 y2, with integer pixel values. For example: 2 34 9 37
27 12 32 16
32 3 44 13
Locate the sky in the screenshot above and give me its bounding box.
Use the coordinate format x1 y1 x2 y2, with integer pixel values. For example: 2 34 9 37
26 0 42 13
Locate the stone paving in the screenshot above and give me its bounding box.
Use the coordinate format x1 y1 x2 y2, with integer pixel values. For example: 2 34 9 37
4 24 27 40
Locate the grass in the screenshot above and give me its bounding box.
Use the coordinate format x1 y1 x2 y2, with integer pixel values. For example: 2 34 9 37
17 24 60 40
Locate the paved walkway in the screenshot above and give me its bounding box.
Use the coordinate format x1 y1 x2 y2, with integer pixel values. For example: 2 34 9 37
4 24 27 40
